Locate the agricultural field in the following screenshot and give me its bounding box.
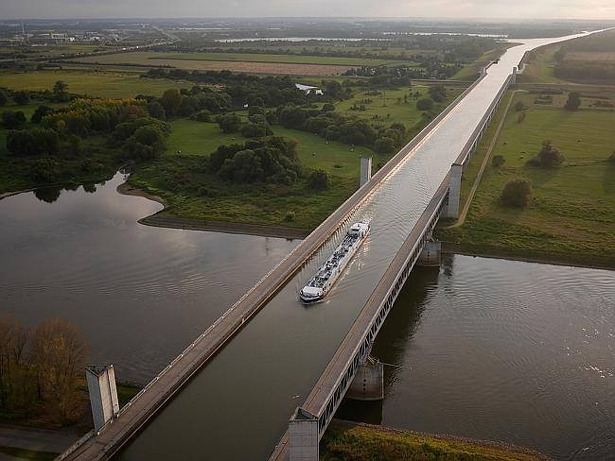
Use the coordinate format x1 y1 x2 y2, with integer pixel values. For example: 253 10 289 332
438 90 615 267
519 29 615 85
70 51 397 76
0 70 190 98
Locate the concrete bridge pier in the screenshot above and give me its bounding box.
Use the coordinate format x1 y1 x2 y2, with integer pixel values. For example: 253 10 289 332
445 163 463 219
289 409 319 461
417 240 441 267
346 356 384 401
360 156 373 187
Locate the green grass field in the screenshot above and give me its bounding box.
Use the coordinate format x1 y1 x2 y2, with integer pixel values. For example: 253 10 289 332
438 93 615 267
0 70 189 98
131 119 385 229
321 421 544 461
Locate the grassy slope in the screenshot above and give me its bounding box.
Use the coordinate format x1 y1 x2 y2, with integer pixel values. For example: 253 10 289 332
321 422 544 461
438 91 615 267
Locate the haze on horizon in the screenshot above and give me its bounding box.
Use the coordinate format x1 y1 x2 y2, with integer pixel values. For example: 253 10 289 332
2 0 615 21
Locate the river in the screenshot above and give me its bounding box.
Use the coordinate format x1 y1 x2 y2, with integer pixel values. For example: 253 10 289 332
0 173 298 384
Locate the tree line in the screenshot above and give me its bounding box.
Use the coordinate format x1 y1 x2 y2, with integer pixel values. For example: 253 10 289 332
0 316 89 425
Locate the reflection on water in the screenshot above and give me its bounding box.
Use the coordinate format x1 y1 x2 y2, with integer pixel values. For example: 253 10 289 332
0 172 299 384
354 255 614 461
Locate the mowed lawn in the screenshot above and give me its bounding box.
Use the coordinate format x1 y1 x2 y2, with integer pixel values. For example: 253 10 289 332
441 101 615 267
0 70 189 98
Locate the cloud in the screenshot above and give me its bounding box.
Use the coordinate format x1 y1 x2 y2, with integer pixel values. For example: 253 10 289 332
2 0 615 19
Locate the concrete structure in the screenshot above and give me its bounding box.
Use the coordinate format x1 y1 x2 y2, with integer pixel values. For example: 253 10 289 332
346 356 384 401
280 178 450 461
418 240 442 267
360 156 372 187
445 163 463 219
86 365 119 432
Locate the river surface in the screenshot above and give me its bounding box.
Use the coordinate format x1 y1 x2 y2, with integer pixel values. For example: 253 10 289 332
0 173 298 384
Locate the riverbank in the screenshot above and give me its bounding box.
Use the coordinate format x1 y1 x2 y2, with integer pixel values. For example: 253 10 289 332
321 420 550 461
117 182 309 239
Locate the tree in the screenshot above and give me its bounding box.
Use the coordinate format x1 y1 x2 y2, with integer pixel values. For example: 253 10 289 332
31 105 54 124
428 85 446 103
514 101 527 112
529 140 564 168
53 80 69 102
501 178 532 208
416 97 434 111
147 100 166 119
2 111 26 129
13 91 30 106
564 91 581 111
374 136 396 154
216 113 241 134
492 155 505 168
218 149 264 183
0 89 8 106
608 151 615 164
240 122 272 138
159 88 182 117
30 319 89 423
307 169 329 191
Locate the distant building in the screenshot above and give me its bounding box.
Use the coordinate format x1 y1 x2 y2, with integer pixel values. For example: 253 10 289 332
295 83 323 96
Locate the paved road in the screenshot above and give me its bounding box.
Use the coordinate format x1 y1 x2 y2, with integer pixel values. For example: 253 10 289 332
0 425 79 453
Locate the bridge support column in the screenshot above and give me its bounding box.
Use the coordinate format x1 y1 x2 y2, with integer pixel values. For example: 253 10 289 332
360 156 372 187
289 409 319 461
418 240 441 267
86 365 119 433
346 357 384 401
445 163 463 219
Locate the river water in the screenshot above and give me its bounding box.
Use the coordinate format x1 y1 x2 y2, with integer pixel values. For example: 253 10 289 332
0 173 298 384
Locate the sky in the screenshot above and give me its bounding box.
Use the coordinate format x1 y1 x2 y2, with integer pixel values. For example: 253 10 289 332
2 0 615 20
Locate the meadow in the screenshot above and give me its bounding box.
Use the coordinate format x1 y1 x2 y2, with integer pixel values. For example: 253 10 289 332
438 90 615 267
0 70 190 98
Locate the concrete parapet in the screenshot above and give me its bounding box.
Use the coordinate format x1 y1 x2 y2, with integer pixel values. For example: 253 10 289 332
346 357 384 401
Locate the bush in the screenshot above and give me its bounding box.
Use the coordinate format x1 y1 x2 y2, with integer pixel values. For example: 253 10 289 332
528 140 564 168
501 178 532 208
284 211 296 222
564 91 581 111
416 97 434 111
492 155 505 168
514 101 527 112
307 169 329 191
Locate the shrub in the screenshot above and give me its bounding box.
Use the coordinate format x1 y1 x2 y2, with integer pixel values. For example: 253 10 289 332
492 155 505 168
528 140 564 168
307 169 329 191
416 97 434 111
501 178 532 208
